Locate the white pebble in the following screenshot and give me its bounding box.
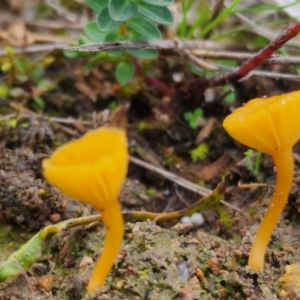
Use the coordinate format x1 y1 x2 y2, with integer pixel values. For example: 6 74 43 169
181 216 191 224
190 213 205 226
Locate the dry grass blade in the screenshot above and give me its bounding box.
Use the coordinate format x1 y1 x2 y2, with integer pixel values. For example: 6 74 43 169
130 156 246 215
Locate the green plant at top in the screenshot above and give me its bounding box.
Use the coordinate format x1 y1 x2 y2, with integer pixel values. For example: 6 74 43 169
79 0 174 85
184 108 204 129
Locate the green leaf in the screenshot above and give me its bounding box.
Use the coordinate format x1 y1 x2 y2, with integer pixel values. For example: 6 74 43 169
104 30 120 41
109 0 137 21
194 108 203 117
97 7 122 32
0 231 44 282
84 22 107 42
141 0 173 6
183 112 193 121
31 64 44 82
63 50 80 59
138 3 173 25
108 50 123 57
33 96 45 109
190 143 209 162
1 62 12 72
86 0 109 12
127 15 161 40
127 49 158 59
0 215 101 283
116 61 135 85
15 57 31 73
78 34 94 45
37 78 53 89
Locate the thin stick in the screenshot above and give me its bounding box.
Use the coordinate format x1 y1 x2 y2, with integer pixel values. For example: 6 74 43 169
65 20 300 85
130 156 246 215
130 156 211 196
0 43 70 57
178 49 300 81
192 49 300 65
203 21 300 87
66 40 243 52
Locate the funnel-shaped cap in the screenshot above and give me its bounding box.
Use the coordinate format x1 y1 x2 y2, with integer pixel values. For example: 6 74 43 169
42 127 128 209
223 91 300 155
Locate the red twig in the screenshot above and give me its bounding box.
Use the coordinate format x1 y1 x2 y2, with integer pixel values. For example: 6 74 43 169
202 21 300 87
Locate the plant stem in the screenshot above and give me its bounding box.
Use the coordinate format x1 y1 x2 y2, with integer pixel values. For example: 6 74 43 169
87 201 124 293
248 149 293 271
124 175 229 222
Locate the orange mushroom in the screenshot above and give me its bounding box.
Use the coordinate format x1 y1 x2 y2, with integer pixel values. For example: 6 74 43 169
223 90 300 271
42 127 128 293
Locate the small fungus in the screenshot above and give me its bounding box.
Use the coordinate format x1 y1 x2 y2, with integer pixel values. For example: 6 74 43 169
223 90 300 271
42 127 128 293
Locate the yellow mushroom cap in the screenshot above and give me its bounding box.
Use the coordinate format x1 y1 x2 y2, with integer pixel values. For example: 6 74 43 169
42 127 128 210
223 91 300 154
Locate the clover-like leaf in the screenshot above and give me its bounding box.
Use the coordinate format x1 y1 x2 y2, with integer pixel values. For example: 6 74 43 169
97 7 122 32
138 2 173 25
84 22 107 42
109 0 137 21
127 15 161 40
127 49 158 59
116 61 135 85
86 0 109 12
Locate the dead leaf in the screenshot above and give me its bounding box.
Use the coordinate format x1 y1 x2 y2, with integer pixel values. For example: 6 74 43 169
195 117 216 144
108 104 128 129
199 153 230 181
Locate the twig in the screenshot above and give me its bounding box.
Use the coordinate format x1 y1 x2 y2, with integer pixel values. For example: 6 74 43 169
192 49 300 65
238 183 268 189
212 62 300 81
49 117 93 125
0 42 70 57
0 113 17 122
43 0 79 23
27 20 84 30
130 156 246 215
66 40 243 52
130 156 211 196
198 20 300 87
178 49 300 81
65 24 300 83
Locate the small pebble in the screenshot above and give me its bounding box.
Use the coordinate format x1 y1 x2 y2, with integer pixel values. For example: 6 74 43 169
190 213 205 226
177 260 190 281
181 216 191 224
49 213 61 223
79 256 93 268
132 224 140 233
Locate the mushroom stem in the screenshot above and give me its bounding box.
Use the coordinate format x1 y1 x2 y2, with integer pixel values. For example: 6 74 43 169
248 149 294 271
87 201 124 293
